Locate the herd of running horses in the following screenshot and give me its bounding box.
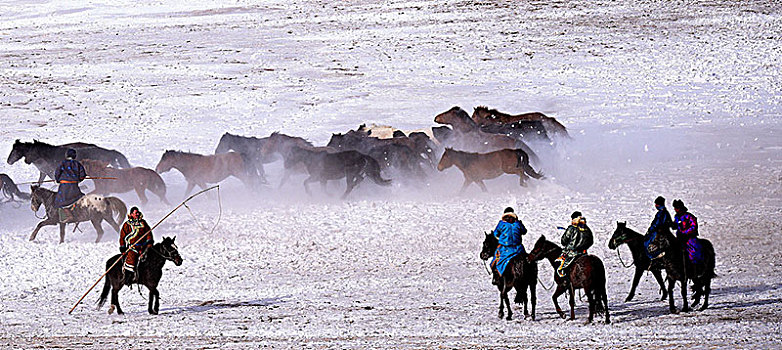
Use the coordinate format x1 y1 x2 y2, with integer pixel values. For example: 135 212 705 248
1 105 715 320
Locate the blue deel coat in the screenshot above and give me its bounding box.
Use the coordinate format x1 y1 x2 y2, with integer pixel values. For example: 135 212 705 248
492 216 527 276
54 159 86 208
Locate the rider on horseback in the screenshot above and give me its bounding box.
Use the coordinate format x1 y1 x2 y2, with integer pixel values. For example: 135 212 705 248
644 196 674 259
556 211 593 278
672 199 704 272
490 207 527 285
120 207 154 285
54 148 86 222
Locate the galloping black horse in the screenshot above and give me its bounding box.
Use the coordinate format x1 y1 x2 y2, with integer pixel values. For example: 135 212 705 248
7 140 131 185
608 222 669 302
0 173 30 202
480 232 538 320
527 236 610 324
650 228 716 313
98 236 183 315
285 146 391 199
214 132 275 184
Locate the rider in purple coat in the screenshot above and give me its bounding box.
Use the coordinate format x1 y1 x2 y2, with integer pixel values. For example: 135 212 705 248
672 199 703 265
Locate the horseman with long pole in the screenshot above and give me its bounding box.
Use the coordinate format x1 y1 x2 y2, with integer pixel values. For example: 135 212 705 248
68 185 219 314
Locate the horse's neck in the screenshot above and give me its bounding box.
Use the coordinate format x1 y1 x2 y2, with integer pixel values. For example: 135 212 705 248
170 155 198 175
622 229 646 261
144 245 167 269
543 245 563 269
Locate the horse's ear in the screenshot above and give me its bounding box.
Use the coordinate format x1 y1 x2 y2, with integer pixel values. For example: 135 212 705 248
538 235 546 242
173 236 176 242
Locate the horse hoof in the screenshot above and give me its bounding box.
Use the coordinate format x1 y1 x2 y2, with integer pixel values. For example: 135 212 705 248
699 304 709 311
625 296 633 302
498 312 504 319
682 307 692 313
506 316 512 321
670 308 679 314
108 305 114 315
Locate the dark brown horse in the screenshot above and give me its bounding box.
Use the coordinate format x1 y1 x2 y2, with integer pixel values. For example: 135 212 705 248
436 148 543 193
434 107 539 162
286 146 391 199
1 173 29 202
214 132 274 184
29 186 126 243
608 222 668 302
472 106 570 139
527 235 610 323
82 160 170 205
259 132 317 188
480 232 538 320
650 227 716 313
7 140 131 185
97 236 183 315
155 150 254 197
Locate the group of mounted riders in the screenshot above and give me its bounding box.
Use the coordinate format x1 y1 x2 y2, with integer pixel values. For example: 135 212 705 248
486 195 709 320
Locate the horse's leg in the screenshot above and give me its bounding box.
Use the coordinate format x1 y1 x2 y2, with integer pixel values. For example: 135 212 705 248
59 222 66 244
148 288 159 315
652 269 668 301
602 287 611 324
302 176 315 196
111 287 124 315
278 169 292 189
503 289 513 321
36 172 46 185
585 289 595 324
342 176 357 199
29 218 57 241
476 180 488 192
529 283 537 321
154 289 160 314
552 284 567 319
182 182 196 199
700 278 711 311
680 277 691 312
626 267 644 302
91 218 104 243
568 286 576 320
459 178 472 194
497 284 505 319
135 186 149 205
666 277 678 314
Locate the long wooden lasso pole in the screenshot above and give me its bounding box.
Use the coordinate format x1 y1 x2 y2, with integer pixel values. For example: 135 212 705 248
68 185 219 314
17 177 118 186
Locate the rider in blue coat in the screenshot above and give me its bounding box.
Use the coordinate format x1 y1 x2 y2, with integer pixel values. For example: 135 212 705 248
490 207 527 285
54 148 86 222
644 196 674 259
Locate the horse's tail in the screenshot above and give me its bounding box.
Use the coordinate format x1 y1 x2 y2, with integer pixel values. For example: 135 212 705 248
699 239 718 279
97 273 111 309
514 149 544 179
106 197 127 225
513 140 540 165
97 256 117 309
364 156 392 186
1 174 30 200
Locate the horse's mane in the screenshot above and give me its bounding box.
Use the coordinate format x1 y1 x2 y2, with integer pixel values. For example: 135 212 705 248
444 148 479 167
271 131 313 145
163 150 204 158
30 139 59 149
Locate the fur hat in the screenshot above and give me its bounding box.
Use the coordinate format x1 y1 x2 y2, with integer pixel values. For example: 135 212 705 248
571 211 582 219
504 207 514 213
672 199 687 212
65 148 77 159
655 196 665 206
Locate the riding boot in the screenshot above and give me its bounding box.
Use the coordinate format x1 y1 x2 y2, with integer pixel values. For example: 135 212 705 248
492 271 499 286
123 269 135 286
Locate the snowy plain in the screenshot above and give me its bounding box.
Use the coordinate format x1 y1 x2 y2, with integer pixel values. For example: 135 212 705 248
0 0 781 348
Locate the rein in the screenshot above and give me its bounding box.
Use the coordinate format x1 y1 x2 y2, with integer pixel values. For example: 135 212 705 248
616 246 634 268
537 275 555 291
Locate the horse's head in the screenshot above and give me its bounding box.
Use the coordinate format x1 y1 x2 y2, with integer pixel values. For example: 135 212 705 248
7 139 28 165
471 106 494 126
155 151 175 174
431 126 453 144
608 221 629 250
326 133 345 149
29 185 45 212
527 235 557 262
436 148 454 171
214 132 234 154
159 236 183 266
480 231 498 261
434 107 477 132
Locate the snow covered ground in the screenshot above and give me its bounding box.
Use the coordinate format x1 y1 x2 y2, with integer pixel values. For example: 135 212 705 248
1 0 780 348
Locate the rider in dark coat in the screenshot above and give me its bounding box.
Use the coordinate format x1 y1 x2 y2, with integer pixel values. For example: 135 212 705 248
644 196 674 259
672 199 703 266
557 211 593 278
54 148 86 222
